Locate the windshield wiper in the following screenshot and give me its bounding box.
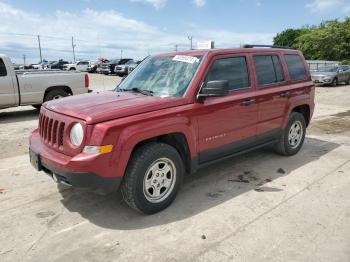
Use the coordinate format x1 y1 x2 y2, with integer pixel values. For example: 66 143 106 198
130 87 154 96
117 87 154 96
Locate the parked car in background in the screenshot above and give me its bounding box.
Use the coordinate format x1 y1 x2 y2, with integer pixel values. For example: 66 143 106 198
49 60 69 70
100 58 133 75
311 65 350 86
0 54 91 110
29 45 315 214
86 61 101 73
13 63 21 70
63 61 90 71
115 59 136 76
127 60 141 74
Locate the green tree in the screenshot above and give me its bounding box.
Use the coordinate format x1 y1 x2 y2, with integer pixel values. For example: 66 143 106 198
273 28 310 48
295 19 350 60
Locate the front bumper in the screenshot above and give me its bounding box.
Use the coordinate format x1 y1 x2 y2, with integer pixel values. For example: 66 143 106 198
312 77 333 84
100 68 111 74
29 130 121 194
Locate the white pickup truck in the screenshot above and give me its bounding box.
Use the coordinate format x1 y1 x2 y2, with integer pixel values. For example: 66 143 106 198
63 61 90 72
0 54 91 109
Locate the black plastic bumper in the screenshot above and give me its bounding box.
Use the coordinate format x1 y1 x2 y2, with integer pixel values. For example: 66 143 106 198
41 162 122 194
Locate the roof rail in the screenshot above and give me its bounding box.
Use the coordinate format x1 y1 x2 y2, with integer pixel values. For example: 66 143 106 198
242 44 295 50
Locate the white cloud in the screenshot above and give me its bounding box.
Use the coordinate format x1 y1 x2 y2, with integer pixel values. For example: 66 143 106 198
306 0 345 12
129 0 167 9
0 1 274 63
193 0 206 7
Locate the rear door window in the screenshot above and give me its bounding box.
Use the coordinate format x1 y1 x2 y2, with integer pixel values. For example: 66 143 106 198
0 58 7 77
284 54 307 81
253 55 284 86
206 56 250 91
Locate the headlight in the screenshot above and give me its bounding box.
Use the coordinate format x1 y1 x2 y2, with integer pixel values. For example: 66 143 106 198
70 123 84 146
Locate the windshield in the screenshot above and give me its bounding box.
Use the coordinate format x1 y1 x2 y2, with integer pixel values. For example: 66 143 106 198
126 60 134 65
110 59 120 64
118 55 203 97
316 66 338 72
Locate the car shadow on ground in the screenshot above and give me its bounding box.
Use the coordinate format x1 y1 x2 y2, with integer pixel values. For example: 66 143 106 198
58 136 339 230
0 107 39 124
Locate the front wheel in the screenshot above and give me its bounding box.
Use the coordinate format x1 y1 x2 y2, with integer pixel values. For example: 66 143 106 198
274 112 306 156
331 78 338 87
121 142 185 214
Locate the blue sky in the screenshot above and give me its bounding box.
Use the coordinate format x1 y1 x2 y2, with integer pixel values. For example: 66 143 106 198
0 0 349 63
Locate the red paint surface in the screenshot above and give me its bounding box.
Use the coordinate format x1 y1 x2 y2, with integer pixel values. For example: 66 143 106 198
30 48 315 179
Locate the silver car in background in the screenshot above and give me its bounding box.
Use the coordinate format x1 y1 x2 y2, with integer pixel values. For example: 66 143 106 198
311 65 350 86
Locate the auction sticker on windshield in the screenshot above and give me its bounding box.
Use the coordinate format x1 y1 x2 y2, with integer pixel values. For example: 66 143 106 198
172 55 199 64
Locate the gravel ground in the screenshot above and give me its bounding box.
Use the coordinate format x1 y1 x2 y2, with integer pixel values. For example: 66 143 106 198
0 75 349 262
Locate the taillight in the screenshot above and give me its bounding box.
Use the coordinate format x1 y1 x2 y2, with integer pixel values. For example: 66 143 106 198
85 74 89 88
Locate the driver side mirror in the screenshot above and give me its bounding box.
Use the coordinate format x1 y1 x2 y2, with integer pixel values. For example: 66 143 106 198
197 80 229 100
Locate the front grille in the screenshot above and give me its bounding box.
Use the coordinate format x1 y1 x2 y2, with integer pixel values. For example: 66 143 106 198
116 67 122 70
39 113 65 148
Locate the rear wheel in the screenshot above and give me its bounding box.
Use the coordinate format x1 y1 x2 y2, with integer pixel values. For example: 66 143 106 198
44 89 69 102
346 77 350 85
121 142 184 214
274 112 306 156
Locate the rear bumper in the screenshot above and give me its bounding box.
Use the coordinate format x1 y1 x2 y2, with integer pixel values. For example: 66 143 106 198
29 129 122 194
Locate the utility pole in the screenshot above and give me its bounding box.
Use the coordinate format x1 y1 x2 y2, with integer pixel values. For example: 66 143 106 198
71 36 76 63
175 44 178 51
37 35 43 63
120 49 123 59
23 54 26 66
187 35 193 50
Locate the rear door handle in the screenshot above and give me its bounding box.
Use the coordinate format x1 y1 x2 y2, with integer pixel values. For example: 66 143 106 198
280 91 290 97
241 99 255 106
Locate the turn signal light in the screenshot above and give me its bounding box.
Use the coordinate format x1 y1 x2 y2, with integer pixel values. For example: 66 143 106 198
83 145 113 154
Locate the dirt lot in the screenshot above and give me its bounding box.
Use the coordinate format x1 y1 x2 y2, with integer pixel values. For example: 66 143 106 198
0 75 350 262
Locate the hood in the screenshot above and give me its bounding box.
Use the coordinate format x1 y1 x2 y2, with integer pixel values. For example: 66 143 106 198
311 71 336 77
44 91 188 124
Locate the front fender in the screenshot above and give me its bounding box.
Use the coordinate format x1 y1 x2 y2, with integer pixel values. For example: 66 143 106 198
111 115 197 177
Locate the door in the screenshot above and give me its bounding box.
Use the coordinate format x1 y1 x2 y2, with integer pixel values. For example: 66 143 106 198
196 54 258 163
0 58 16 107
253 54 289 141
340 65 350 82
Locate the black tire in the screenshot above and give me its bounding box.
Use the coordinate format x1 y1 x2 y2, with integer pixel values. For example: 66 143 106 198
32 105 41 110
274 112 306 156
331 78 338 87
69 67 76 71
346 77 350 85
44 89 69 102
121 142 185 214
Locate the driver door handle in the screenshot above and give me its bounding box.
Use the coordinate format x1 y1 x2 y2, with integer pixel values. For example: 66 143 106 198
241 99 255 106
280 91 290 97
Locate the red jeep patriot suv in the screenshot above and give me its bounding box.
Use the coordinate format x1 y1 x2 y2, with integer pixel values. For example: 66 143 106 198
30 45 315 214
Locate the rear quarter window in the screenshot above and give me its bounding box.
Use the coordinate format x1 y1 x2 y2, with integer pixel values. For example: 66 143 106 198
0 58 7 77
284 54 307 81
